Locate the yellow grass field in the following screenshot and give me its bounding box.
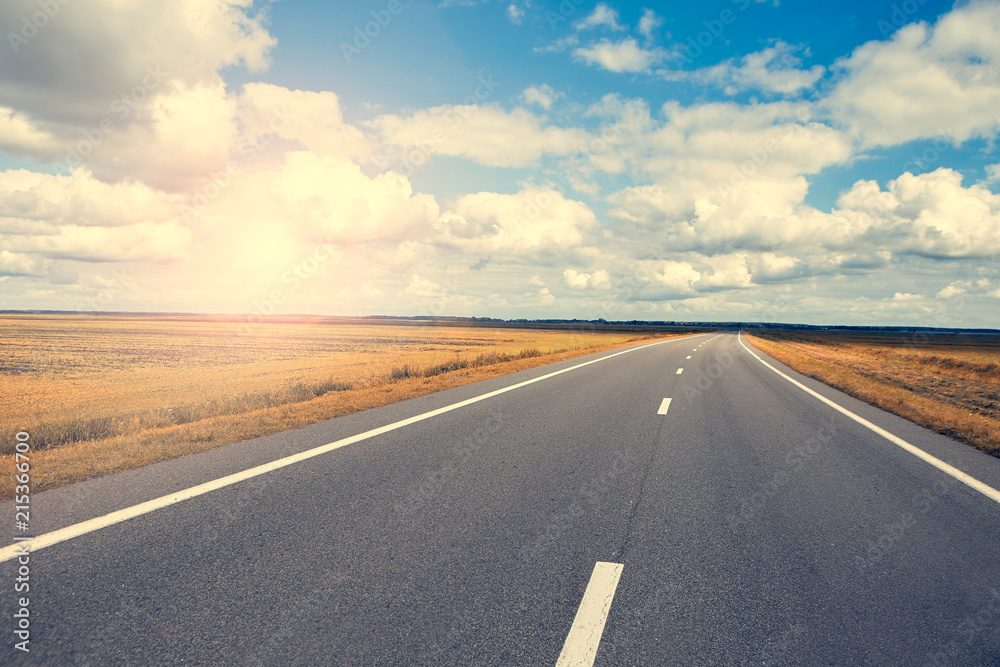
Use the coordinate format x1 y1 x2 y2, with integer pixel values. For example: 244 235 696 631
1 314 689 498
745 331 1000 458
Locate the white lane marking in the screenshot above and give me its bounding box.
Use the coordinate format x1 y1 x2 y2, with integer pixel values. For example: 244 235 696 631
738 332 1000 507
0 336 702 563
555 562 624 667
686 356 691 359
657 398 672 415
676 368 683 375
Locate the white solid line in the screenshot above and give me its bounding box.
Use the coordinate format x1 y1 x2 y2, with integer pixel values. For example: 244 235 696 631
676 368 683 375
657 398 672 415
555 562 624 667
0 336 698 564
737 332 1000 507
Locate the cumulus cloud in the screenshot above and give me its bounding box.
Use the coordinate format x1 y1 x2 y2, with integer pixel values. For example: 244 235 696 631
575 4 624 31
825 2 1000 147
521 84 559 110
0 168 190 263
238 83 372 162
0 0 275 190
664 41 825 95
0 251 45 277
371 105 590 167
835 168 1000 258
637 9 664 41
562 268 611 289
436 187 599 256
574 38 664 73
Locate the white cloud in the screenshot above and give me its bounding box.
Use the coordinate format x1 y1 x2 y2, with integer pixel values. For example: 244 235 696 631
437 186 599 256
747 253 809 282
637 9 664 41
665 42 825 95
650 261 701 296
0 0 275 191
0 106 59 159
936 281 969 299
826 2 1000 147
574 38 664 73
533 35 580 54
238 152 441 246
575 4 624 31
238 83 372 162
506 4 525 25
697 254 753 290
562 268 611 289
0 251 45 277
0 168 191 264
521 84 559 110
372 105 590 167
835 168 1000 259
404 273 443 298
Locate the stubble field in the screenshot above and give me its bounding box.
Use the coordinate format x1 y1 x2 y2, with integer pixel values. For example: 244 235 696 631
745 330 1000 457
1 314 687 498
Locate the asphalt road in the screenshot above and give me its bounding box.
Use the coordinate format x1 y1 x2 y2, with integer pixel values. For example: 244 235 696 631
3 331 1000 665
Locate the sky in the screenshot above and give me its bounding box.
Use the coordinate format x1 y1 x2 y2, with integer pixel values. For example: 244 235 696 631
1 0 999 327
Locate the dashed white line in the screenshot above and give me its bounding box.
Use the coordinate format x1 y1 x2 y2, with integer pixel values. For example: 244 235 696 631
657 398 672 415
555 561 624 667
676 368 683 375
686 356 691 360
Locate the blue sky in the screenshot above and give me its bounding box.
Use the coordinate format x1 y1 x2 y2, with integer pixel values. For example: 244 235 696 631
1 0 998 326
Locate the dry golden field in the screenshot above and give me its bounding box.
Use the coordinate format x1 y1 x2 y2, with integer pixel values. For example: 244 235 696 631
1 314 689 497
746 331 1000 457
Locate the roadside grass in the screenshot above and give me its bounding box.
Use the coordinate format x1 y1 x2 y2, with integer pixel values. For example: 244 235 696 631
745 332 1000 458
0 315 690 498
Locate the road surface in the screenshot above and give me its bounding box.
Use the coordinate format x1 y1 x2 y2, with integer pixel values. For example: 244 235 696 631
3 331 999 665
